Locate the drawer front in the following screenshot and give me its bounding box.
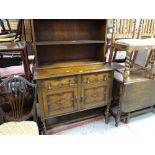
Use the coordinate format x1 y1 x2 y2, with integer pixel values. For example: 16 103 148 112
81 82 111 109
43 87 78 117
81 72 112 85
44 76 77 90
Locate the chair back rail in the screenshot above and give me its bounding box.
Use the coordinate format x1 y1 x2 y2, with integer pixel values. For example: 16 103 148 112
138 19 155 38
0 76 36 122
112 19 137 42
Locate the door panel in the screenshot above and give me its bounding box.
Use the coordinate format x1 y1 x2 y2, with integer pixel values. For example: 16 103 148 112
43 87 78 117
81 82 110 109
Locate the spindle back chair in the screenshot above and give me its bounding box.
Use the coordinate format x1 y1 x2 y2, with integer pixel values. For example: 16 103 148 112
0 76 36 122
109 19 137 63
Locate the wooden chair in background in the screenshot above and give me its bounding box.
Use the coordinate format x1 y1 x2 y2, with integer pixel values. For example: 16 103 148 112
0 20 31 80
108 19 137 65
136 19 155 68
0 76 39 135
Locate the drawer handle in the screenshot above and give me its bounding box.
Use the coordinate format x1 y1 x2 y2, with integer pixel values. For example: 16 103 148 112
57 84 63 88
48 83 52 90
104 76 107 80
86 78 90 83
69 80 75 86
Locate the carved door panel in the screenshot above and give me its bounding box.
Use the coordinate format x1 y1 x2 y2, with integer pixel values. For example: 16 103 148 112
81 82 110 109
43 88 78 117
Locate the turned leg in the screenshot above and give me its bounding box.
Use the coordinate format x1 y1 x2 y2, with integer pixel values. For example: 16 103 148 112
108 46 114 64
125 113 130 124
153 106 155 113
105 103 110 124
115 102 121 127
41 119 47 135
113 48 118 61
151 106 155 113
32 107 37 122
148 50 155 79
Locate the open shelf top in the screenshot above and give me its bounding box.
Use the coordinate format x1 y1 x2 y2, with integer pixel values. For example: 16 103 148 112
33 19 107 42
36 40 105 46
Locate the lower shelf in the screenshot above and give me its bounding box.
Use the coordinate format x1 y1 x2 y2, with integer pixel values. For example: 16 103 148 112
46 107 106 129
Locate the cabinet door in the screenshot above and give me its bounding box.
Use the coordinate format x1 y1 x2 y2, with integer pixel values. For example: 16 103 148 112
43 88 78 117
81 82 110 109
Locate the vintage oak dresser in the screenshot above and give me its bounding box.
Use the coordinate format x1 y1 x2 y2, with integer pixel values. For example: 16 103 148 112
32 19 114 132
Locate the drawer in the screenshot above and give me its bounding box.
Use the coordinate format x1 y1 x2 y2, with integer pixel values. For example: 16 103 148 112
81 72 112 85
44 76 78 90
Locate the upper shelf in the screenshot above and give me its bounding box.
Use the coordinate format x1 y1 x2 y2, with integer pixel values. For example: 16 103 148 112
36 40 105 46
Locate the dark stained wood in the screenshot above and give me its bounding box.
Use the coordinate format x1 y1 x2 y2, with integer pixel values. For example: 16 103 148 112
33 19 107 42
32 19 113 134
36 40 105 45
36 44 103 66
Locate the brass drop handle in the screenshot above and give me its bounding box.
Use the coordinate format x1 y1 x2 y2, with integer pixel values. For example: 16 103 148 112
57 84 63 88
104 75 107 80
86 77 90 83
48 83 52 90
69 80 74 86
93 94 97 97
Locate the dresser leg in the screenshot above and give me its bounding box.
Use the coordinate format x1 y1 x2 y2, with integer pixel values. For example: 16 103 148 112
125 113 130 124
105 103 110 124
41 119 47 135
115 102 121 127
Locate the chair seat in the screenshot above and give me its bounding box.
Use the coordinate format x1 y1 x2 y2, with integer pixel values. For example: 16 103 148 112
115 38 155 47
0 64 33 78
0 121 39 135
0 33 16 39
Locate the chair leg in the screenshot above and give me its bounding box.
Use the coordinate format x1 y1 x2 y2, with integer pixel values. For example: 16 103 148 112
115 102 121 127
113 48 118 61
151 106 155 113
109 46 114 64
33 113 37 122
105 103 110 124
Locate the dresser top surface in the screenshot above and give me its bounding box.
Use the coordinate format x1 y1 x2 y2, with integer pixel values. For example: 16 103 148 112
34 63 113 80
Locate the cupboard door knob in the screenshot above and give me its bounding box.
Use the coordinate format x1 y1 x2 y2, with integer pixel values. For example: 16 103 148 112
81 96 85 102
72 96 78 102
